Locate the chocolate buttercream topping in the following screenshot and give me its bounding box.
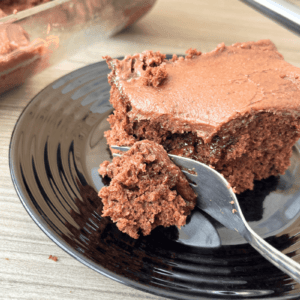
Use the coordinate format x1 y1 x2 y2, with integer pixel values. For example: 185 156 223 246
0 22 30 55
105 40 300 143
104 50 168 88
0 0 51 15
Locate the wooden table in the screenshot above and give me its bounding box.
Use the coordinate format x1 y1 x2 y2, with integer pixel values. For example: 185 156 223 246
1 0 300 299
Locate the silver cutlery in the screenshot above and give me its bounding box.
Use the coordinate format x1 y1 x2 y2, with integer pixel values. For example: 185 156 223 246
111 145 300 283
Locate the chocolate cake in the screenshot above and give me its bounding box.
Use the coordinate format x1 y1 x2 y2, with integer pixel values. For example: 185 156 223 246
98 140 196 239
0 18 49 94
0 0 52 16
103 40 300 193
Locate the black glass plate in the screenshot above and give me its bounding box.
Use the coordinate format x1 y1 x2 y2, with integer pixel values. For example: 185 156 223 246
9 57 300 300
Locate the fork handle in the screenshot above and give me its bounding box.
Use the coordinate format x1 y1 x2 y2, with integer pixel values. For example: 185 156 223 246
244 226 300 283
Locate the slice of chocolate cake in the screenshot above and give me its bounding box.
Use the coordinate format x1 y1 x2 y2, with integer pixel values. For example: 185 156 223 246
103 40 300 193
98 140 196 239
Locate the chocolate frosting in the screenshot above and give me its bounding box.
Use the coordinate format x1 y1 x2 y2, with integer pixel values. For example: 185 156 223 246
0 0 51 15
0 22 30 55
106 40 300 143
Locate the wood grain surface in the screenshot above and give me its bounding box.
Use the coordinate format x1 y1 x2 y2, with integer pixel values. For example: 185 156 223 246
1 0 300 299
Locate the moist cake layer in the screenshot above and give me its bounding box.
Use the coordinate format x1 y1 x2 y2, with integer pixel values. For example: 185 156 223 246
103 40 300 193
98 140 196 239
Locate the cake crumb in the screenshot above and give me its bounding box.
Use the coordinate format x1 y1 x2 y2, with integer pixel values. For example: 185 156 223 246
232 187 237 193
98 140 196 239
227 183 231 189
5 258 9 260
172 54 178 62
48 255 58 262
232 209 237 214
230 201 234 205
212 42 226 53
13 9 17 14
185 48 202 59
143 63 168 87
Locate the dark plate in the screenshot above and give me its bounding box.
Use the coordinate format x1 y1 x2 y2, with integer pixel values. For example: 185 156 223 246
9 57 300 300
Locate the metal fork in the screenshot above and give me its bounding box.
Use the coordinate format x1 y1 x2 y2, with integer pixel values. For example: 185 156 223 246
111 145 300 283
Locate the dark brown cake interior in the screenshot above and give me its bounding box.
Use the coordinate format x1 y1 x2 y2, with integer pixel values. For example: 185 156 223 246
104 42 300 193
105 84 300 193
